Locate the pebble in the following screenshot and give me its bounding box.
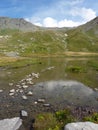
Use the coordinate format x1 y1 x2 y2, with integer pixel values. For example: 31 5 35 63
21 82 26 85
16 85 21 88
27 91 33 96
0 90 3 92
19 89 23 93
34 101 38 104
26 78 32 82
20 110 28 117
32 73 39 78
9 93 14 96
94 88 98 91
27 81 34 85
10 89 15 93
43 104 51 107
37 98 45 103
22 85 28 89
22 95 28 100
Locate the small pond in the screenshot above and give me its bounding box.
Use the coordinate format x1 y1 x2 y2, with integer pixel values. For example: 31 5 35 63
0 57 98 118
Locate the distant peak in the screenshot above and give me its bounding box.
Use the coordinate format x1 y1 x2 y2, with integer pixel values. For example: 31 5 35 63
0 16 39 32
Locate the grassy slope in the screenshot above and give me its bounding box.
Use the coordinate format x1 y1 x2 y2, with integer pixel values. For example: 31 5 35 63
0 22 98 58
0 29 67 57
66 24 98 52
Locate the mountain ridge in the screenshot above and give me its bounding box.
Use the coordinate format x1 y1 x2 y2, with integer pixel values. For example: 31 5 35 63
0 17 40 32
0 16 98 57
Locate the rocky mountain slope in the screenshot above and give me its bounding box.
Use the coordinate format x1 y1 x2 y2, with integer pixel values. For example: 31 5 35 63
0 17 39 32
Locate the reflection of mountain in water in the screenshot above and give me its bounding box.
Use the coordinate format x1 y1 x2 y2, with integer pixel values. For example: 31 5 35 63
33 80 98 107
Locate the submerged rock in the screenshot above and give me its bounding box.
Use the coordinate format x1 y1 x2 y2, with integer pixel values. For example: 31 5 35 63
64 122 98 130
0 117 22 130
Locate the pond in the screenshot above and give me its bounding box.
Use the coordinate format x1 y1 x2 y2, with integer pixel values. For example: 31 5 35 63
0 57 98 119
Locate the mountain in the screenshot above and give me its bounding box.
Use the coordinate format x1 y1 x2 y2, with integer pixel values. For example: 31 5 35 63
0 17 39 32
0 16 98 57
80 16 98 33
66 17 98 52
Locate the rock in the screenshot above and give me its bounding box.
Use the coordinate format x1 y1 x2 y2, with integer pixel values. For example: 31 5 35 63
34 101 38 104
22 85 28 89
16 85 21 88
9 93 14 96
0 89 3 92
10 89 15 93
27 81 34 85
37 98 45 103
20 110 28 117
0 117 22 130
32 73 39 78
22 95 27 100
27 91 33 96
47 66 55 70
94 88 98 91
19 89 23 93
43 104 51 107
16 89 20 92
21 83 26 85
64 122 98 130
26 78 32 82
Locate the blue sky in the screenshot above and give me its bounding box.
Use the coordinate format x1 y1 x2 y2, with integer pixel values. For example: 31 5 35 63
0 0 98 27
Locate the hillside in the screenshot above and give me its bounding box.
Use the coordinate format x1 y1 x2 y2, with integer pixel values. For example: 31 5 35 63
66 17 98 52
0 29 68 57
0 17 98 58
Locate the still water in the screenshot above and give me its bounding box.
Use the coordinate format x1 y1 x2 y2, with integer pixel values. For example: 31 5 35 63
0 57 98 118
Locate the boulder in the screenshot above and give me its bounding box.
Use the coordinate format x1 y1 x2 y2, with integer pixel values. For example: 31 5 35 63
64 122 98 130
0 117 22 130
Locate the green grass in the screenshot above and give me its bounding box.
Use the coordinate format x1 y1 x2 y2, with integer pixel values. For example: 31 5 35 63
0 26 98 57
66 27 98 52
0 29 67 57
34 109 75 130
34 109 98 130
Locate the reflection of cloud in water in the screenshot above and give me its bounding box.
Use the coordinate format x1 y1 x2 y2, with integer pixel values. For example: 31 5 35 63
40 80 93 96
34 80 98 107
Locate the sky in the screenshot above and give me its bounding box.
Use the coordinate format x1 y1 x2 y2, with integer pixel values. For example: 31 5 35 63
0 0 98 27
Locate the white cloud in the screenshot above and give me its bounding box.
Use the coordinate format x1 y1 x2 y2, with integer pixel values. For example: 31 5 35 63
70 7 96 21
81 8 96 21
58 19 84 27
25 0 97 28
43 17 57 27
32 17 84 27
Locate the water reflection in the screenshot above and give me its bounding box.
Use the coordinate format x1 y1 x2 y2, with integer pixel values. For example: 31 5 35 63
33 80 98 107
